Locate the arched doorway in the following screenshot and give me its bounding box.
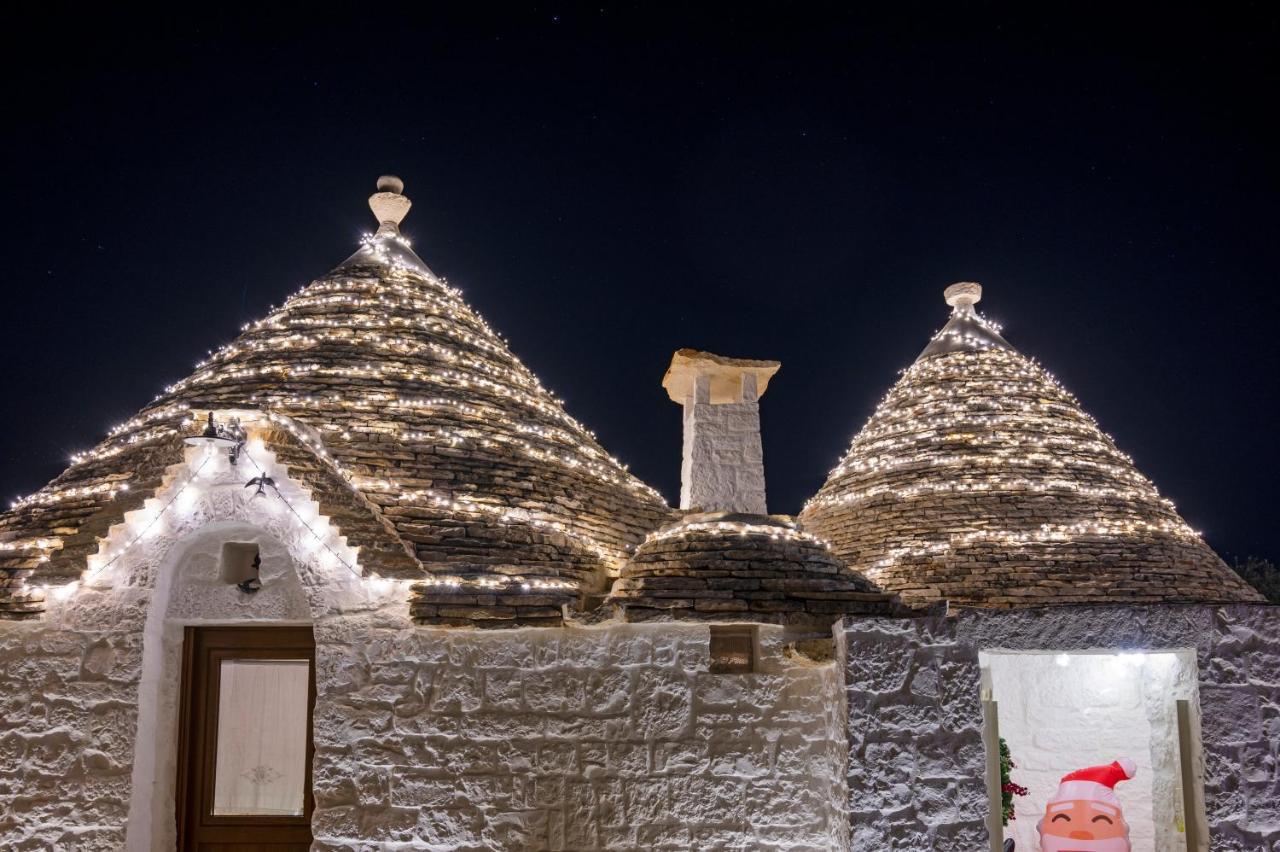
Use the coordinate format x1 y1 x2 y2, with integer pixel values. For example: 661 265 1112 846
125 517 344 851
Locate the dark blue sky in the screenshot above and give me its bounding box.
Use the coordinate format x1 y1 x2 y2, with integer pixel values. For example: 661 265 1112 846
2 6 1276 561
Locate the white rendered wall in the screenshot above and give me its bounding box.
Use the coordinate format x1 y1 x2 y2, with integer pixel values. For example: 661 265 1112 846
679 382 767 514
0 442 402 850
311 621 850 850
983 651 1197 852
0 441 849 850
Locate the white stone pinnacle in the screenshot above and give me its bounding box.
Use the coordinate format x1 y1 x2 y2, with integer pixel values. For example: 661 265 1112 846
944 281 982 309
369 174 411 234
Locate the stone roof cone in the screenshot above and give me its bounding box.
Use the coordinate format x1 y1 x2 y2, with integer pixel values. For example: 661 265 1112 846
798 282 1262 608
0 176 673 623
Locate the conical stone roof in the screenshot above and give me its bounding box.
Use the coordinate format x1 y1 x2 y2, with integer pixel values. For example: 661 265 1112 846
609 512 903 627
799 282 1262 608
0 177 674 623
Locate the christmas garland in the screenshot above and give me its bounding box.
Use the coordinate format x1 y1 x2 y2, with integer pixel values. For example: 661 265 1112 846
1000 737 1029 826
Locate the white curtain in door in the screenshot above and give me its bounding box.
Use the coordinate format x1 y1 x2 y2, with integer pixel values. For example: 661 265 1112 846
212 659 310 816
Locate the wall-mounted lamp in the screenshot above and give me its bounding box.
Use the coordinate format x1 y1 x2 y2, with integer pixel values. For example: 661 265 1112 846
184 411 246 465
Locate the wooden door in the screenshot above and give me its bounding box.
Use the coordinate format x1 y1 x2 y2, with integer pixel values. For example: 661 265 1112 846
176 625 316 851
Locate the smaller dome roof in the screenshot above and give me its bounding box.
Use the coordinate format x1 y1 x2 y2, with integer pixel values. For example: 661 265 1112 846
609 512 901 627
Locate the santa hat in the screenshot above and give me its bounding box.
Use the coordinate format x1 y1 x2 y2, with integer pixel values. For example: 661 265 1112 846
1048 759 1137 808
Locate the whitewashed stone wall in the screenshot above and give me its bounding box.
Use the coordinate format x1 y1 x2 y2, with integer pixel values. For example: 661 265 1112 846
984 650 1196 851
840 604 1280 851
0 444 850 851
0 591 142 850
0 443 398 850
679 387 767 514
312 621 849 850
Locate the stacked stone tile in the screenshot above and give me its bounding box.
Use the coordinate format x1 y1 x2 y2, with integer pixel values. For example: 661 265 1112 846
610 512 903 626
800 282 1262 608
0 179 674 624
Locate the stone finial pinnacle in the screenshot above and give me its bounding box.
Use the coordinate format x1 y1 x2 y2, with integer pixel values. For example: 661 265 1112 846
369 175 411 234
944 281 982 310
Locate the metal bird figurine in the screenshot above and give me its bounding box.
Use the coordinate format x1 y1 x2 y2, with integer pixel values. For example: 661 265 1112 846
244 475 277 499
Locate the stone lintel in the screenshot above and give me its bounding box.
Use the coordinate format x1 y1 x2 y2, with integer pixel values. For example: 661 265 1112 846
663 349 780 405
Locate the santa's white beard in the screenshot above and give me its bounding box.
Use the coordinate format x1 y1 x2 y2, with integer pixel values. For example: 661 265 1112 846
1038 835 1130 852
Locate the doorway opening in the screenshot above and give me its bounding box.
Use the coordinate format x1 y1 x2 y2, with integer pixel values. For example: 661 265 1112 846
979 650 1207 852
176 625 316 851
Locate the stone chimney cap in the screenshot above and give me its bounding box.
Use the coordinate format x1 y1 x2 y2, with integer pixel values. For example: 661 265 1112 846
369 175 411 233
944 281 982 309
662 349 780 404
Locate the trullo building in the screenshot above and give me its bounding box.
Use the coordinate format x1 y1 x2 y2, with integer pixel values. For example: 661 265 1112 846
0 178 1274 852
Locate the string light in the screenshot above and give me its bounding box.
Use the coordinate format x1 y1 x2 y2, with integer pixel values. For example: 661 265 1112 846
641 519 829 548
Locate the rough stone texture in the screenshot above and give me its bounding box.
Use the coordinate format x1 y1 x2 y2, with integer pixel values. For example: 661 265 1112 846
678 384 769 515
0 440 850 850
0 441 395 850
840 603 1280 851
311 621 850 851
611 513 904 628
801 299 1261 609
0 225 674 623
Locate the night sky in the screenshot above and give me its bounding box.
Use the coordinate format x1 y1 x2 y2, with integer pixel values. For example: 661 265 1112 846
2 7 1276 563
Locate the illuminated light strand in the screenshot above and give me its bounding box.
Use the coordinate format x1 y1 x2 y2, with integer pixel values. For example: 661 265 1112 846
264 412 617 570
0 537 60 552
165 240 640 470
177 242 595 431
865 518 1204 575
11 481 130 510
173 358 590 437
69 424 182 466
252 394 655 497
642 520 830 548
414 575 577 592
106 403 192 438
391 486 617 566
850 431 1136 467
806 475 1181 513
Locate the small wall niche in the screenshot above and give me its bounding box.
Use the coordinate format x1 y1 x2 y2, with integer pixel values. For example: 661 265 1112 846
219 541 260 585
979 649 1206 852
709 625 756 674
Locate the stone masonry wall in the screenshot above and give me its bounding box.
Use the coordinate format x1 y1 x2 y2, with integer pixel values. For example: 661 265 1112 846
0 591 144 851
680 397 767 515
840 604 1280 851
839 612 989 851
0 443 390 851
313 620 850 850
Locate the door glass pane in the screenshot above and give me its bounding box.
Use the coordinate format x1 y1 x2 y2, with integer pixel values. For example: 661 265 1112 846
212 659 309 816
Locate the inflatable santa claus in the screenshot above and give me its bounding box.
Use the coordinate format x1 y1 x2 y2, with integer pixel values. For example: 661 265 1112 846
1036 759 1136 852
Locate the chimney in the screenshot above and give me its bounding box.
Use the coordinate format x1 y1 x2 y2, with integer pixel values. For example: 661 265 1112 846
662 349 780 515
